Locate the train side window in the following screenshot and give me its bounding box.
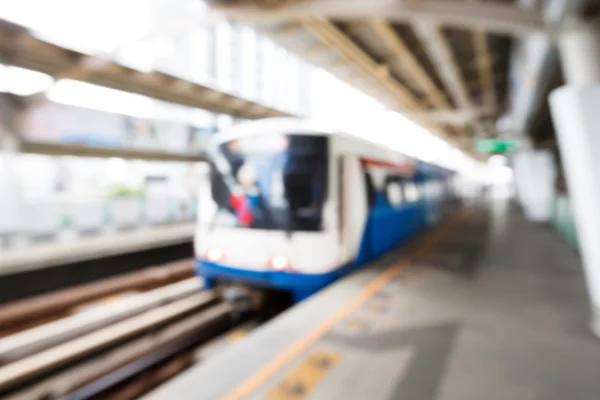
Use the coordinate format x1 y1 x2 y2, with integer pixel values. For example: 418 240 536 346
386 180 404 206
404 182 419 202
421 182 429 200
429 181 437 199
418 182 427 200
430 181 438 199
419 181 425 199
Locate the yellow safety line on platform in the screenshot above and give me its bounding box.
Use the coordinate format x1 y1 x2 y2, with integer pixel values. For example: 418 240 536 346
266 350 340 400
224 210 471 400
228 328 249 343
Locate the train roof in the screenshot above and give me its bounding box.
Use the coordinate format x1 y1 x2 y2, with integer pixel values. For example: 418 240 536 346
210 118 454 175
210 117 340 144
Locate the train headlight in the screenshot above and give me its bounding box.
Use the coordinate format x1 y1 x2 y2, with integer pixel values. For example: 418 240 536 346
206 247 224 262
269 255 290 271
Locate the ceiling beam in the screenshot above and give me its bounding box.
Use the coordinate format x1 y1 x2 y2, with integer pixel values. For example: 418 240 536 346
473 30 497 112
266 19 477 152
19 140 204 162
413 21 489 137
203 0 546 37
268 25 378 99
413 22 472 109
411 108 494 126
0 20 290 121
295 18 472 152
468 0 497 115
267 20 467 148
128 0 547 45
366 19 451 111
301 18 422 111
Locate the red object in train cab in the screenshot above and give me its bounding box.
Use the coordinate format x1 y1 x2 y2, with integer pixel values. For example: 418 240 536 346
229 193 253 226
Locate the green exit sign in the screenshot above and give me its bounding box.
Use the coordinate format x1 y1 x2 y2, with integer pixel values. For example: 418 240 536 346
475 138 520 154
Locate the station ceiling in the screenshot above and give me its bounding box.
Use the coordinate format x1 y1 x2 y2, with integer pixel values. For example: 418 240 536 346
200 0 527 154
2 0 599 160
202 0 597 154
0 19 291 121
0 18 289 161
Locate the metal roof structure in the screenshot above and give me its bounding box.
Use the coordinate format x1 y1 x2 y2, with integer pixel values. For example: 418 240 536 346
187 0 523 153
1 0 598 159
196 0 596 154
0 19 290 120
0 19 293 161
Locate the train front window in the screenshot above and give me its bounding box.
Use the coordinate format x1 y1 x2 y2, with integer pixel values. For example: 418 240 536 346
209 134 329 232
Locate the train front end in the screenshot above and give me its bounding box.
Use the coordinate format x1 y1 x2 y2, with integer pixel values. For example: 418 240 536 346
195 129 338 302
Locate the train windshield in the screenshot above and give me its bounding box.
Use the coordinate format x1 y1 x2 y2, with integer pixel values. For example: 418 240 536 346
208 134 329 232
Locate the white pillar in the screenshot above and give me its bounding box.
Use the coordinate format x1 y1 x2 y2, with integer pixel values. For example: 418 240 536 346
512 150 556 222
550 19 600 338
558 20 600 85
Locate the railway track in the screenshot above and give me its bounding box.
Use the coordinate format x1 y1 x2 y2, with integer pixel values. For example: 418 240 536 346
0 259 195 336
0 259 268 399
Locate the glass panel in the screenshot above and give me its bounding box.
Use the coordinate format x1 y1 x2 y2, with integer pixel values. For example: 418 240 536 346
404 182 419 202
386 181 404 206
209 134 329 232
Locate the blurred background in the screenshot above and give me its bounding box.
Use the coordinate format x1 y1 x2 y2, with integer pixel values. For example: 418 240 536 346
0 0 512 252
4 1 597 399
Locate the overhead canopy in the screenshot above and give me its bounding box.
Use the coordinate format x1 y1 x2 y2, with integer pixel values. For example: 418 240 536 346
0 19 290 121
0 18 293 161
1 0 597 159
195 0 593 154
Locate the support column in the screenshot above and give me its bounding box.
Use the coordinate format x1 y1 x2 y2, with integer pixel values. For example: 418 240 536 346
512 149 556 222
557 20 600 85
550 18 600 338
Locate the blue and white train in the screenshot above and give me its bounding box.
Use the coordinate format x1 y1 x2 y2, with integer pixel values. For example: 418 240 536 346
194 118 456 302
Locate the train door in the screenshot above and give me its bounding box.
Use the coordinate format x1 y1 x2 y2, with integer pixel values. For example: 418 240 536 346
338 155 369 265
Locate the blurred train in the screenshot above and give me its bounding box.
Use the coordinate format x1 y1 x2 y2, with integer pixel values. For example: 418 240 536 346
194 118 456 302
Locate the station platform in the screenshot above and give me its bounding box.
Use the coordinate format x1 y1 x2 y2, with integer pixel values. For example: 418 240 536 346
144 201 600 400
0 223 195 276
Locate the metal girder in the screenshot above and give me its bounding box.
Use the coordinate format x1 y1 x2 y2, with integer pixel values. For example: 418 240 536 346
473 30 497 112
18 140 205 162
413 22 472 109
297 18 471 152
301 18 422 111
0 20 291 121
265 18 474 152
365 19 451 110
468 0 497 115
305 43 331 59
413 21 489 137
411 108 494 126
204 0 546 37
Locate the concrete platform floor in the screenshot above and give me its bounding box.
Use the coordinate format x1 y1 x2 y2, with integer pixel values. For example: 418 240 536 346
145 201 600 400
413 201 600 400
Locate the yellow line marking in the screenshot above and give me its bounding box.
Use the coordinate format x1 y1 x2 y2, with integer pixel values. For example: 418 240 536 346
228 328 248 343
266 350 340 400
345 318 368 330
224 212 469 400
